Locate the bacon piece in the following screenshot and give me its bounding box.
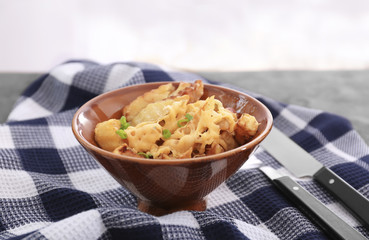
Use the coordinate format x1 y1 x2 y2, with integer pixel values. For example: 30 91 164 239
113 144 142 158
234 113 259 145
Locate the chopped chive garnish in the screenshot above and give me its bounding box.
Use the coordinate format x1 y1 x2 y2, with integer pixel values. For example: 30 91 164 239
122 122 130 130
119 116 130 130
185 113 193 121
116 129 127 139
138 152 153 158
177 119 187 127
162 129 171 139
177 113 193 127
116 116 130 139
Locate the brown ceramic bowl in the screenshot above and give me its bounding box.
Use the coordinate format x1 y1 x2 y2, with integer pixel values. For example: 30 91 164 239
72 82 273 216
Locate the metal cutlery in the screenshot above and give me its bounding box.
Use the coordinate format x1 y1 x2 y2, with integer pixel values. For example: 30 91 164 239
260 166 366 240
261 127 369 228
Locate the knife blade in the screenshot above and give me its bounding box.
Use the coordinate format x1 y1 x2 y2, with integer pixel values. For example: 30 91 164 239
260 166 366 240
261 127 369 228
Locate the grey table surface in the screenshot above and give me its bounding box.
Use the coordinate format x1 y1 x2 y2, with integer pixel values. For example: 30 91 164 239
0 71 368 144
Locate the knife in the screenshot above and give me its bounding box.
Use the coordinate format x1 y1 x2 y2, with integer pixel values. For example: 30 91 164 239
260 166 366 240
261 127 369 228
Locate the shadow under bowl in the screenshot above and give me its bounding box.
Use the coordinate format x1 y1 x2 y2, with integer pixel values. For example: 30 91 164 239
72 82 273 216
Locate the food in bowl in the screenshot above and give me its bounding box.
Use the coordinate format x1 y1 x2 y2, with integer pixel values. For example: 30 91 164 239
72 81 273 215
94 80 259 159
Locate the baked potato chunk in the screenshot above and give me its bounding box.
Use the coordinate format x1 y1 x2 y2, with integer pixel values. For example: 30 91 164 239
95 119 125 152
123 83 175 122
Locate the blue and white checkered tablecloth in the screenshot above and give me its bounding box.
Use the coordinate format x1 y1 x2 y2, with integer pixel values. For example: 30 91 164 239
1 60 369 240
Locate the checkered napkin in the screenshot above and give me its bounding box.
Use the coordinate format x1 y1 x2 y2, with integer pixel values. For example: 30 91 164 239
1 60 369 240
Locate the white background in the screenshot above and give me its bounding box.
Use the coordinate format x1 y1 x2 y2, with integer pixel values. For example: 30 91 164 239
1 0 369 72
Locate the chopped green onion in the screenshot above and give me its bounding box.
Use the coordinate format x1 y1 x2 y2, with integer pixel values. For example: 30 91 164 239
177 113 193 127
119 116 130 130
162 129 171 139
138 152 153 158
122 122 130 130
185 113 193 121
119 116 127 125
116 129 127 139
177 119 187 127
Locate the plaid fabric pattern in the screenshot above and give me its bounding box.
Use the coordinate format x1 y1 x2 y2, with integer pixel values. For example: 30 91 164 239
1 60 369 240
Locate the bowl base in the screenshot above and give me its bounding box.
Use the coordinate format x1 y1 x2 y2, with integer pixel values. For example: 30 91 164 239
138 198 207 216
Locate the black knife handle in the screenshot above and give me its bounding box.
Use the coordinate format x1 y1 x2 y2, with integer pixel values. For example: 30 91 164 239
273 176 366 240
314 166 369 228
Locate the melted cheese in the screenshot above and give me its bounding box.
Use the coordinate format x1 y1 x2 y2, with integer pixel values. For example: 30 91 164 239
95 81 258 159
